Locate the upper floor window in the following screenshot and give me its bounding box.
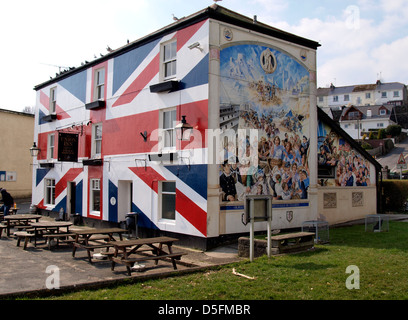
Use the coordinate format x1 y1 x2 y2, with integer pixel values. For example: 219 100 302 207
366 93 371 99
333 95 339 102
49 87 57 114
163 108 176 150
92 123 102 158
94 68 105 101
381 92 387 98
47 133 55 159
344 94 350 101
162 40 177 80
393 91 400 97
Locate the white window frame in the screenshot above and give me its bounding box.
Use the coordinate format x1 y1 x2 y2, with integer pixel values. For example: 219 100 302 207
44 178 55 206
333 95 338 102
47 133 55 159
381 91 387 98
161 40 177 80
366 93 371 99
91 123 102 158
393 91 400 97
344 94 350 101
94 68 105 101
158 180 176 221
159 108 177 151
49 87 57 114
90 179 101 213
380 109 386 115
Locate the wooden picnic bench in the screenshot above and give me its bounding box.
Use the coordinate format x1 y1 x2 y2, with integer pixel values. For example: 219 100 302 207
14 231 35 250
72 228 127 263
108 236 187 276
271 232 315 254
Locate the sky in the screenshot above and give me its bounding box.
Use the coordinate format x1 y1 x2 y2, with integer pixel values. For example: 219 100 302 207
1 0 408 112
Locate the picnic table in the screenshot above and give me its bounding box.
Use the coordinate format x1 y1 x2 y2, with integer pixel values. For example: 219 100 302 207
3 214 42 237
108 236 186 276
72 228 127 263
29 221 73 248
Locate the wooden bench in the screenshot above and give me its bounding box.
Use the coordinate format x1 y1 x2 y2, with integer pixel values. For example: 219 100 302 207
14 231 35 250
111 252 187 276
43 233 76 249
271 232 315 254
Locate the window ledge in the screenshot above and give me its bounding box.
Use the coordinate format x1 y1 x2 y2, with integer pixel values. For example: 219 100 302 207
149 80 179 93
85 100 106 110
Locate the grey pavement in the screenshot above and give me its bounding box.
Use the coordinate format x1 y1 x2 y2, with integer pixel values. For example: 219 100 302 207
0 199 242 298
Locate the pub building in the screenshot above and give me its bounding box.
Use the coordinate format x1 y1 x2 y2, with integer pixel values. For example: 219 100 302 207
32 5 381 249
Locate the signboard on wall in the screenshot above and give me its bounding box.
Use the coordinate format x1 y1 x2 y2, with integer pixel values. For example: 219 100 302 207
58 132 79 162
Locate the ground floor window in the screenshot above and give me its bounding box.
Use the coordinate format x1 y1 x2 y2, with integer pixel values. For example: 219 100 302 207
90 179 101 212
160 181 176 220
44 178 55 205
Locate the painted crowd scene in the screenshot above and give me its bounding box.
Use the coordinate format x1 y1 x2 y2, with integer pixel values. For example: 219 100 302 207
219 44 311 202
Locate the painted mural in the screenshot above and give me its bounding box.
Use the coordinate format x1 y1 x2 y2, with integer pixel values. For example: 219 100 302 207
219 44 311 202
317 120 371 187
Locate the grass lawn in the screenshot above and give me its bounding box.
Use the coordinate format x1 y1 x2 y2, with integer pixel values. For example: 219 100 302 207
42 221 408 300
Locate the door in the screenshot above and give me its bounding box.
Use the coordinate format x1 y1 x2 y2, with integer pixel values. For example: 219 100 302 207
67 181 76 216
118 180 133 222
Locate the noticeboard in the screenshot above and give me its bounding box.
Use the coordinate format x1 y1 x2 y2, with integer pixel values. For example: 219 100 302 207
244 195 272 223
58 132 79 162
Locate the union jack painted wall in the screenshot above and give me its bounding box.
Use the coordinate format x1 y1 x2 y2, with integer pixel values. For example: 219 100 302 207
33 18 210 238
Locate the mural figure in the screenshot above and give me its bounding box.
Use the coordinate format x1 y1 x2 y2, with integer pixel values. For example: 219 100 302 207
219 44 311 202
317 120 371 187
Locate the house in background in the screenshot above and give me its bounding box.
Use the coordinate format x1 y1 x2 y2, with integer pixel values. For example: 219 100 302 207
0 108 34 198
31 4 381 249
318 81 407 114
339 104 397 139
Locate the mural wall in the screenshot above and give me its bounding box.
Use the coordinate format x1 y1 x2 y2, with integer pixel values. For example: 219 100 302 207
317 120 371 187
219 44 311 202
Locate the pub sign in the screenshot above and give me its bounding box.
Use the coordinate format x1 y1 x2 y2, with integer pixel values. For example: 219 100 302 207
58 132 79 162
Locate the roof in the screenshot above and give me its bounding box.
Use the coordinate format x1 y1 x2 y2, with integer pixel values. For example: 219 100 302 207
341 104 394 120
317 81 407 97
0 108 35 118
34 4 320 90
317 106 382 170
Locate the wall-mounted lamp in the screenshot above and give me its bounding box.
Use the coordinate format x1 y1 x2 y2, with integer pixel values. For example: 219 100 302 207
188 42 203 52
140 131 148 142
30 142 40 157
175 115 193 141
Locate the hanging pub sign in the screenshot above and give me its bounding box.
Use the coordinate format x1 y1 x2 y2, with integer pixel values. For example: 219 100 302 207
58 132 79 162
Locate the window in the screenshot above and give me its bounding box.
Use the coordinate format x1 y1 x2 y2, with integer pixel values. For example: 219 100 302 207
94 68 105 100
366 93 371 99
344 94 350 101
161 108 176 150
162 41 177 79
44 178 55 205
160 181 176 220
394 91 400 97
90 179 101 212
380 109 386 115
381 92 387 98
333 96 338 102
49 87 57 114
92 123 102 157
318 96 323 102
377 123 384 128
47 134 55 159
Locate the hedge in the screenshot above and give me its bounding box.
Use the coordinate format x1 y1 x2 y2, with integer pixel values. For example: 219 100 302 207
382 180 408 212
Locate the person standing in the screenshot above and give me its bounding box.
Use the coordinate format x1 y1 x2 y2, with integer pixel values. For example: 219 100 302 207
0 188 14 216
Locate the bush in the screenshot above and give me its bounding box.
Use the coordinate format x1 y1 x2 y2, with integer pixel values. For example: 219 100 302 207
382 180 408 212
368 131 375 140
385 124 402 137
377 128 385 139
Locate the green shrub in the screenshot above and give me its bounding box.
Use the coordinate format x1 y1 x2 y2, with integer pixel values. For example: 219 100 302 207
385 124 402 137
382 180 408 212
